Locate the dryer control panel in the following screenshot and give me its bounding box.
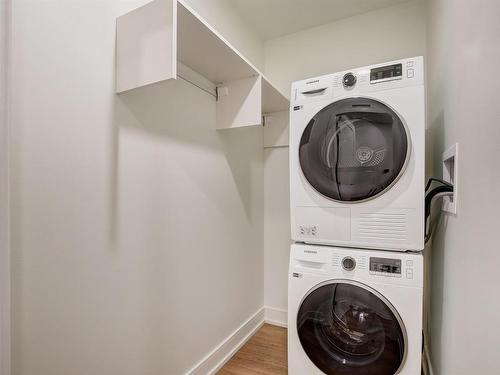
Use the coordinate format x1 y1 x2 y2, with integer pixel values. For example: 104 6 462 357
290 56 424 106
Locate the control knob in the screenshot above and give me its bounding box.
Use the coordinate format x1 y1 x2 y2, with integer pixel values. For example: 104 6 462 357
342 72 357 88
342 256 356 271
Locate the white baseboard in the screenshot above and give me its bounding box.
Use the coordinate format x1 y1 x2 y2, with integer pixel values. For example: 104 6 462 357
264 306 287 328
187 307 265 375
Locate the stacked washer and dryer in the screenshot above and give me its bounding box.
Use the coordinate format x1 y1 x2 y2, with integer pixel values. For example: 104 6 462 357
288 57 425 375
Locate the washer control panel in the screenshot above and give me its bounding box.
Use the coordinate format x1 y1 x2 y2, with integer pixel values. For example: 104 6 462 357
370 63 403 84
370 257 402 278
291 244 422 286
367 256 415 279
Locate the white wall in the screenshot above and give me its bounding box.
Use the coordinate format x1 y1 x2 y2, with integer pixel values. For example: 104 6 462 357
263 147 290 320
426 0 500 374
9 1 264 374
184 0 264 70
0 0 10 374
264 1 427 96
262 0 427 317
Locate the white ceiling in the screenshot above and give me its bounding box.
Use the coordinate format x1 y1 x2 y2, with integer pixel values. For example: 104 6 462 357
231 0 417 40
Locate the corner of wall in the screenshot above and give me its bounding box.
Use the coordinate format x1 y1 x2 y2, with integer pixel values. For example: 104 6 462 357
187 308 265 375
264 306 287 328
0 0 11 373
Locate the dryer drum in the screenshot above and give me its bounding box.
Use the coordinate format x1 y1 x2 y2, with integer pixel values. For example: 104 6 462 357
297 281 406 375
299 97 409 202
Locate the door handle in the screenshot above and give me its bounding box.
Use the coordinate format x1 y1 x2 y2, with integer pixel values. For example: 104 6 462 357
301 87 327 95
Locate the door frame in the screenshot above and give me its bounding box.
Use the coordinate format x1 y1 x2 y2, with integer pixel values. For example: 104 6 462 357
0 0 10 373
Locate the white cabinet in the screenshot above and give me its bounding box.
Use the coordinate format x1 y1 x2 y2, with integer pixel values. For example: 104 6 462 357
116 0 289 129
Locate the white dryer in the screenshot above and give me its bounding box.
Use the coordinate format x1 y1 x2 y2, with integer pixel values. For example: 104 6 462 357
288 243 423 375
289 57 425 251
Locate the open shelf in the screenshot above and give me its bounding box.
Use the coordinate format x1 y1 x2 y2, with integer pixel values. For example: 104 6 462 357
116 0 289 129
177 2 256 84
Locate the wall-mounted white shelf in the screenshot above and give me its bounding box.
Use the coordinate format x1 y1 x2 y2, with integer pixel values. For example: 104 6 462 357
116 0 289 130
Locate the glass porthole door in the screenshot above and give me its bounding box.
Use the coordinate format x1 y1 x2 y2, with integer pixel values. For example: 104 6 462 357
299 98 409 202
297 281 406 375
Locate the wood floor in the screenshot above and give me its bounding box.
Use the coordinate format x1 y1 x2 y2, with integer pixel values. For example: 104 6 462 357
217 324 287 375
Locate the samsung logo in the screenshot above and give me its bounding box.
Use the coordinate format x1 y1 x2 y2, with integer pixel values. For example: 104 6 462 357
306 79 320 85
304 250 317 254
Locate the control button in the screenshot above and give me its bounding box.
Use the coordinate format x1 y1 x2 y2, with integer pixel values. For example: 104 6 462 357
406 260 413 267
407 69 414 78
407 61 414 68
342 72 357 88
406 269 413 279
342 256 356 271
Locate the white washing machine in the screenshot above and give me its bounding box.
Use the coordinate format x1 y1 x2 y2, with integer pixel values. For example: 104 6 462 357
289 57 425 251
288 243 423 375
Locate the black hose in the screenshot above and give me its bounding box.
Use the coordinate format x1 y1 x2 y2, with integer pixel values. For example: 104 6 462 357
425 184 454 221
425 177 453 192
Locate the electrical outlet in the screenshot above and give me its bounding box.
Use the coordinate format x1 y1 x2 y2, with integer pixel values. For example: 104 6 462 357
442 143 458 214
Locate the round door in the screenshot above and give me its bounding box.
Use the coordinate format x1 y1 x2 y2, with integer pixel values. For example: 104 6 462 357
297 281 406 375
299 97 409 202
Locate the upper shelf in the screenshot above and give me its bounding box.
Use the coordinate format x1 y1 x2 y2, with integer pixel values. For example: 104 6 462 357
177 2 257 84
116 0 289 128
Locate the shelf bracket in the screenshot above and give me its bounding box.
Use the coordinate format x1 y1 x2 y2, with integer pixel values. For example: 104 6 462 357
215 86 229 102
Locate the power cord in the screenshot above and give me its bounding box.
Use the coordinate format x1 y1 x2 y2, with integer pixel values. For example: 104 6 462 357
422 178 454 375
425 177 453 192
424 179 454 243
422 331 435 375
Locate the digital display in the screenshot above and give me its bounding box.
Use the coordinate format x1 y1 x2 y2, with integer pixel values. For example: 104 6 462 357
370 257 401 274
370 63 403 83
